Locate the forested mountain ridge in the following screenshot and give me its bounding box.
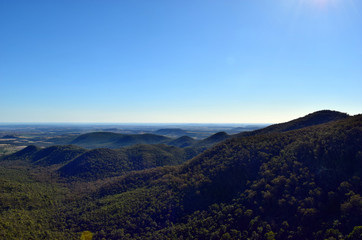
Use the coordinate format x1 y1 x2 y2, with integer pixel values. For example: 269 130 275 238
70 131 232 150
236 110 349 137
0 111 360 239
59 114 361 239
55 110 349 152
2 145 40 161
2 144 193 181
167 136 197 148
195 131 230 147
3 110 346 181
58 144 192 180
32 145 87 166
70 132 171 149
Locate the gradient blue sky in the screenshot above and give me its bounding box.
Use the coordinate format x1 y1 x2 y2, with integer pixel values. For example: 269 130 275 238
1 0 361 123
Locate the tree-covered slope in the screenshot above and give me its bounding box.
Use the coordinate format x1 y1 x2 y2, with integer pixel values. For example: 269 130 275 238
2 143 193 181
58 148 130 180
123 144 188 170
237 110 349 137
64 114 361 239
167 136 197 148
2 145 40 161
71 132 171 149
195 131 230 147
70 131 229 151
0 167 76 239
31 145 87 166
58 144 191 180
2 145 87 167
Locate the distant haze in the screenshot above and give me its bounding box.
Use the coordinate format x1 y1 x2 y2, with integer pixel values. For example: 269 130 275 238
1 0 361 123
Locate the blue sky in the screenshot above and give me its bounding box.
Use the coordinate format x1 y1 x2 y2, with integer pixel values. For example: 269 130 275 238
1 0 361 123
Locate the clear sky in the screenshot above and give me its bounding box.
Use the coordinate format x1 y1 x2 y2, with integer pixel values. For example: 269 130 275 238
1 0 361 123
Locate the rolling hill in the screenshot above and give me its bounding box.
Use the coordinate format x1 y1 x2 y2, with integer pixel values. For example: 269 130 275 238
70 132 171 149
31 145 87 166
2 143 192 181
58 144 190 180
2 145 40 161
154 128 189 136
236 110 349 137
167 136 197 148
68 130 231 154
195 131 230 147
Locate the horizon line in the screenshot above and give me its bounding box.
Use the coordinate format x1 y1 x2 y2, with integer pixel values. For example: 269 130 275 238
0 122 271 125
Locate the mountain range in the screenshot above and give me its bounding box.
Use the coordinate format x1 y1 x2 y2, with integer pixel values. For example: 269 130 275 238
0 110 361 240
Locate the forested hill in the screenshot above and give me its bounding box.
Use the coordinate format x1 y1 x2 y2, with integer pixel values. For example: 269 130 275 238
70 132 171 149
0 111 360 239
2 144 194 180
167 136 197 148
195 131 230 147
70 131 232 150
236 110 349 137
69 114 361 239
58 144 192 180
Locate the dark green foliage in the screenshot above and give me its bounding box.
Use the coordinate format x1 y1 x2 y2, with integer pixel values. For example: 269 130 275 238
346 226 362 240
124 144 187 170
2 145 86 167
0 167 76 239
58 144 190 180
58 148 130 180
32 145 87 166
2 145 40 161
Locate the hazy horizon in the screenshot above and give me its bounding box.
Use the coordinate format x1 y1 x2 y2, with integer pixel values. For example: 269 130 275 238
1 1 361 123
0 122 269 126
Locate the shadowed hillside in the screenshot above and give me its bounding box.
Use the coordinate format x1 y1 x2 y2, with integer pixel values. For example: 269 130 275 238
70 131 228 150
58 148 130 180
71 132 170 149
2 145 40 161
32 145 87 166
2 143 193 181
167 136 197 148
2 145 86 166
195 131 230 147
58 144 190 180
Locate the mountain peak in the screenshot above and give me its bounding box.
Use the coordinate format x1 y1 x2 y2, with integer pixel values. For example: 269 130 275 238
237 110 349 137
